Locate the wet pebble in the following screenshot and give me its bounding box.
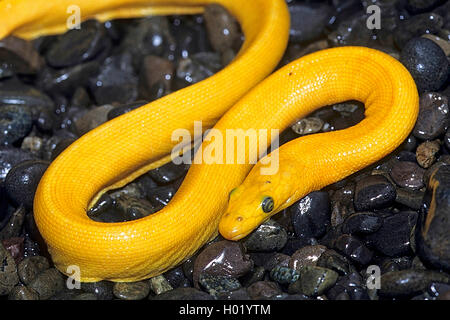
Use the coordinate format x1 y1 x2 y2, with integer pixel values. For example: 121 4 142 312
412 92 449 140
0 243 19 295
8 285 39 300
379 269 450 297
365 211 418 257
17 255 50 285
0 36 43 77
330 183 356 227
28 268 64 300
2 237 24 264
289 245 327 271
148 161 188 185
289 191 331 239
88 53 138 105
327 271 369 300
242 219 287 252
288 266 338 297
316 249 356 276
74 104 114 135
149 275 173 295
81 281 114 300
4 160 49 208
291 117 324 135
354 175 396 211
193 240 253 287
416 165 450 270
400 37 449 92
247 281 282 300
113 281 150 300
335 234 373 265
199 273 241 296
288 2 333 43
342 212 383 234
269 266 300 285
416 140 440 168
203 4 240 54
0 105 32 145
395 187 425 210
139 55 173 101
46 20 109 68
390 161 425 190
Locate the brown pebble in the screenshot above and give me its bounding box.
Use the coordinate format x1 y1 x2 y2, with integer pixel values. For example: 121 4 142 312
204 4 240 54
416 139 440 168
0 36 43 74
247 281 282 299
1 237 24 264
289 245 327 271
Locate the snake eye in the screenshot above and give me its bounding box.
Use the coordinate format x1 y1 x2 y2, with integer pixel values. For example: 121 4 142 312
261 196 274 213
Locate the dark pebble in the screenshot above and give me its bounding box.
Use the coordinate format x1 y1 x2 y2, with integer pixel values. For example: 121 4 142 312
395 187 425 210
330 183 356 226
247 281 282 300
342 212 383 234
146 184 178 207
204 4 240 54
335 234 373 265
148 161 188 185
2 237 24 264
46 20 109 68
354 175 397 211
288 2 333 43
193 240 253 287
288 266 338 297
400 37 449 92
8 285 39 300
395 12 444 48
175 52 222 89
0 36 43 78
406 0 447 13
364 211 418 257
199 273 241 296
151 287 213 300
380 256 413 273
0 205 26 240
289 245 327 271
28 268 64 300
81 281 114 300
379 269 450 297
327 271 369 300
74 104 114 135
17 255 50 285
316 249 356 276
0 105 32 145
5 160 49 208
412 92 449 140
89 53 138 105
113 281 150 300
390 161 425 189
270 266 300 285
242 219 287 252
138 55 173 101
416 165 450 271
289 191 331 239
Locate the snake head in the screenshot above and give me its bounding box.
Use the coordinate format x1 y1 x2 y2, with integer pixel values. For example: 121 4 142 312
219 180 279 241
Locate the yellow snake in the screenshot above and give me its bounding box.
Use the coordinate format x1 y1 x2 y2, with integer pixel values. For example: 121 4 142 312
0 0 419 282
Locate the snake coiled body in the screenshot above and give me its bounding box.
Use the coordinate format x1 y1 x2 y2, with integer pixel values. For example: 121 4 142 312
0 0 419 282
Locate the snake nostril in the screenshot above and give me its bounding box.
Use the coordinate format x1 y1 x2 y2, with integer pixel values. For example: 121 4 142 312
236 216 243 222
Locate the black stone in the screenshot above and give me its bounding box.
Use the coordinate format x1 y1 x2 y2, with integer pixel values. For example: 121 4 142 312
354 175 396 211
334 234 373 266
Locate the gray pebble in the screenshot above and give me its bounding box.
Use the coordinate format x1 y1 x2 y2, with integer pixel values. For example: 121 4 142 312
412 92 449 140
113 281 150 300
28 268 64 300
0 243 19 295
288 266 338 297
80 280 114 300
289 245 327 271
390 161 425 190
8 285 39 300
242 219 287 252
0 105 32 145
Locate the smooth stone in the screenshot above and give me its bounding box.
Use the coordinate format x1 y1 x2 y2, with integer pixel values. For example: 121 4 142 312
163 267 189 289
390 161 425 190
138 55 173 101
0 78 54 111
379 269 450 297
326 272 369 300
291 117 324 135
80 281 114 300
150 287 213 300
289 245 327 271
259 252 290 271
247 281 282 299
288 2 333 42
0 36 43 77
28 268 64 300
413 92 449 140
74 104 114 135
17 256 50 285
69 87 91 110
240 266 266 287
0 105 32 145
354 175 396 211
428 282 450 299
330 183 356 227
416 165 450 270
46 20 109 68
400 37 449 92
148 161 188 185
342 212 383 234
395 13 444 48
8 285 39 300
365 211 418 257
316 249 356 276
422 34 450 57
175 52 222 89
149 275 173 295
242 219 287 252
146 184 178 207
193 240 253 287
416 140 440 168
334 234 373 265
0 243 19 295
395 187 425 210
113 281 150 300
88 53 138 105
4 160 49 208
288 266 338 297
198 273 241 296
269 266 300 285
289 191 331 239
204 4 240 54
38 60 100 95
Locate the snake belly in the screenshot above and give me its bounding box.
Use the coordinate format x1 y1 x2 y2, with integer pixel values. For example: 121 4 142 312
1 0 419 283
